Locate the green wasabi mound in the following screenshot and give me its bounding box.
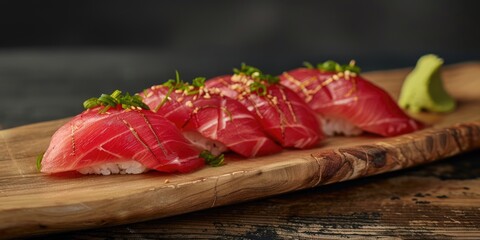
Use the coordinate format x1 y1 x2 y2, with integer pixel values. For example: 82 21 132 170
398 54 456 113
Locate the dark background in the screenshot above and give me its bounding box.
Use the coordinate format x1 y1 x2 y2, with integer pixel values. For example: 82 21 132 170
0 0 479 128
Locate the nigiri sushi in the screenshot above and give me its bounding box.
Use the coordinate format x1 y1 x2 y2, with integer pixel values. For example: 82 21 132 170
206 64 323 149
40 91 204 175
141 73 282 157
279 61 423 137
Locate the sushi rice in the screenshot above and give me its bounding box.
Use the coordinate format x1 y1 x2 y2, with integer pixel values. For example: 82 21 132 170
320 116 362 136
182 131 228 156
78 160 148 175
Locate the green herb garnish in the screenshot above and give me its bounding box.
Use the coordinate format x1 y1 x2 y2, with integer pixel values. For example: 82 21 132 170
83 90 149 113
163 71 206 93
233 63 279 96
154 71 206 111
192 77 206 88
233 63 279 84
200 150 225 167
343 63 361 74
303 61 315 69
250 81 267 96
315 60 361 74
317 60 339 72
36 153 44 171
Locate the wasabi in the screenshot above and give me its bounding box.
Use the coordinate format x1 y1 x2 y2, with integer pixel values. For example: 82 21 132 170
398 54 456 113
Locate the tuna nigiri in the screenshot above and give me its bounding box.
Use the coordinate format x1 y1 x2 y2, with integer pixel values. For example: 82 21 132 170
280 61 423 137
40 91 204 175
142 73 282 157
206 64 323 149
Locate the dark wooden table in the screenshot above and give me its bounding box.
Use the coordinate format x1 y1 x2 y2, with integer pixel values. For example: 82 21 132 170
2 50 479 239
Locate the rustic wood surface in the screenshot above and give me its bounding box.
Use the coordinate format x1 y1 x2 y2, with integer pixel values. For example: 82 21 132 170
39 149 480 240
0 63 479 239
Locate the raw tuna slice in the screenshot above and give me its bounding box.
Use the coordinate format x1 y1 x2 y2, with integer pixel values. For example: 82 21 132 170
206 65 323 149
279 61 423 137
41 106 204 174
142 77 282 157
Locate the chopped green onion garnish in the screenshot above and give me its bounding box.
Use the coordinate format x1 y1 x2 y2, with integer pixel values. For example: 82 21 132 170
250 81 267 96
200 150 225 167
36 153 44 171
342 64 361 74
303 61 315 69
154 71 207 111
232 63 279 96
155 86 174 112
192 77 206 88
233 63 279 84
111 90 122 99
83 97 100 109
83 90 150 113
315 60 361 74
317 60 339 72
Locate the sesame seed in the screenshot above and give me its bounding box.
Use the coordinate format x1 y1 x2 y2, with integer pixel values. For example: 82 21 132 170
332 75 339 80
193 95 198 100
252 72 260 77
146 92 153 98
272 96 278 105
311 84 323 92
322 78 333 86
185 101 193 107
177 97 184 102
164 179 170 183
193 107 200 113
175 89 183 93
231 75 241 82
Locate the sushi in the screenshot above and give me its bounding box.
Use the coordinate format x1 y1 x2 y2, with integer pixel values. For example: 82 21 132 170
206 64 323 149
141 72 282 157
40 91 205 175
279 61 423 137
39 61 425 176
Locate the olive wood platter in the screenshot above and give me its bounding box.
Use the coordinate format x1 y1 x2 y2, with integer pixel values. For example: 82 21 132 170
1 62 479 238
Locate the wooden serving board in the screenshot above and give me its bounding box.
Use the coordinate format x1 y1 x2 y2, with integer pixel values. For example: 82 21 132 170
1 63 480 238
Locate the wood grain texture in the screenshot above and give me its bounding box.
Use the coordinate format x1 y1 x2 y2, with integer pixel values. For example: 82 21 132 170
1 63 480 239
41 149 480 239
